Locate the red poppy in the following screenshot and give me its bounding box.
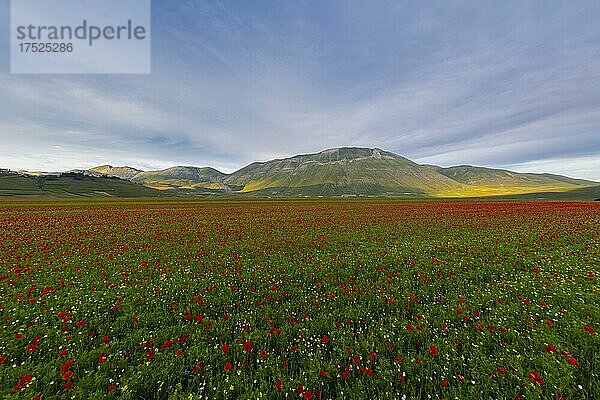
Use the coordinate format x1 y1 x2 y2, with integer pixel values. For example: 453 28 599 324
429 344 438 356
222 343 229 353
64 381 73 389
243 341 253 352
275 381 282 390
584 325 596 334
527 371 543 385
224 361 232 371
61 360 74 372
567 357 579 366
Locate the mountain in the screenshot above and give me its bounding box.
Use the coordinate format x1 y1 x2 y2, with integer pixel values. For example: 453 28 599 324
0 170 164 198
131 166 230 190
491 185 600 201
2 147 597 198
89 165 143 180
431 165 597 197
224 148 464 196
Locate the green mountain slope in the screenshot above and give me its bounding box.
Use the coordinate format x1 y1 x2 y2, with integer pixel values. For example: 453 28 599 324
492 185 600 201
130 166 230 190
89 165 143 180
4 147 597 198
0 171 164 198
432 165 596 197
224 148 465 195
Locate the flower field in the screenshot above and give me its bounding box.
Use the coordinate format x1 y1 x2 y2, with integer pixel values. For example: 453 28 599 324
0 200 598 399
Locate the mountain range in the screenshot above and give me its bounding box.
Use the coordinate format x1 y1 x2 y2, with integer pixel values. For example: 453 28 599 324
2 147 599 199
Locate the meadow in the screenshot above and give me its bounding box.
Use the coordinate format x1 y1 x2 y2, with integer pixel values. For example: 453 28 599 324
0 200 598 399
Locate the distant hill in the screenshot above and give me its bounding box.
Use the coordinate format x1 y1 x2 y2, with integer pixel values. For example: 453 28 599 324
2 147 597 198
89 165 143 180
492 185 600 201
0 171 164 198
431 165 596 197
131 166 231 191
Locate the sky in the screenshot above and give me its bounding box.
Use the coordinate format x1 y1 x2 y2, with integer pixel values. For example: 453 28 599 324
0 0 599 180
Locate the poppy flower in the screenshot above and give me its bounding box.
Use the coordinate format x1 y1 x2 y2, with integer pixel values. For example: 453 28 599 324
61 360 74 372
224 361 232 371
275 381 282 390
222 343 230 353
567 357 579 366
429 344 438 356
64 381 73 389
545 345 557 353
584 325 596 334
527 371 543 385
243 341 253 352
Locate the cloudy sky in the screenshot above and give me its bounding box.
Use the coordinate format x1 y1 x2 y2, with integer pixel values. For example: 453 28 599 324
1 1 599 179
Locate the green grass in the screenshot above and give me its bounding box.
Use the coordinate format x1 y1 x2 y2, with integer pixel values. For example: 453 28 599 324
0 173 167 198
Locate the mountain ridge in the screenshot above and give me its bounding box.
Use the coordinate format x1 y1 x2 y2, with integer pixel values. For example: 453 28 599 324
2 147 598 198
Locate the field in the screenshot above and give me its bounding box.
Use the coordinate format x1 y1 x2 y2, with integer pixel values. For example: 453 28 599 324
0 200 598 399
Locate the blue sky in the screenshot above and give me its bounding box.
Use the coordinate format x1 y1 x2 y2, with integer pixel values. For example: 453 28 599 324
0 0 599 180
